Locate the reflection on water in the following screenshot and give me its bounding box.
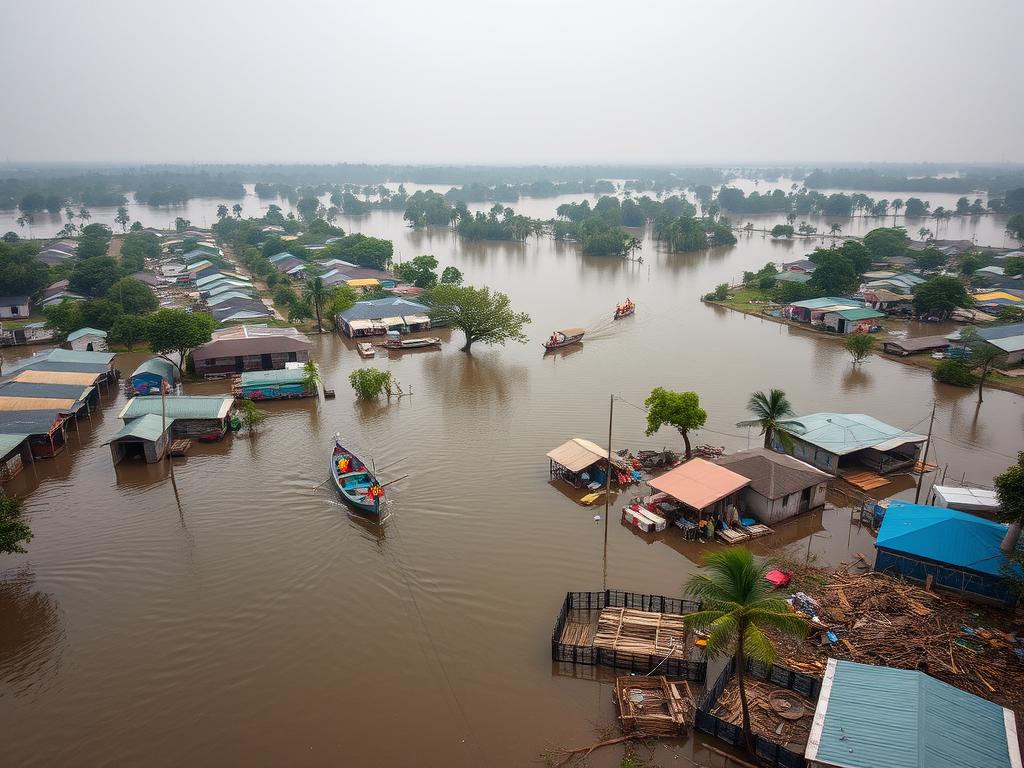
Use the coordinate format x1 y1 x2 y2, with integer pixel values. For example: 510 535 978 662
0 569 65 697
1 188 1022 767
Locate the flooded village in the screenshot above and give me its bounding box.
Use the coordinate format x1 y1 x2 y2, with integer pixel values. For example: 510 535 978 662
2 3 1024 767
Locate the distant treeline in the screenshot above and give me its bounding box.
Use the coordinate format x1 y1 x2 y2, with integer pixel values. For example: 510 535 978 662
803 168 1024 195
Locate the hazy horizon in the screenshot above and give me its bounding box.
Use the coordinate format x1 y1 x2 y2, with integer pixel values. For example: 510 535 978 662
2 0 1022 165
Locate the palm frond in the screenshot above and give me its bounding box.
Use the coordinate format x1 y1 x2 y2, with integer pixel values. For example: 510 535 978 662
748 609 810 639
683 609 728 632
742 623 777 664
704 613 739 658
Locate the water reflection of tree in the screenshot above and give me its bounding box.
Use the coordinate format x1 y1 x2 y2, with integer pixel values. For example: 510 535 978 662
0 568 65 696
422 351 527 407
840 365 871 393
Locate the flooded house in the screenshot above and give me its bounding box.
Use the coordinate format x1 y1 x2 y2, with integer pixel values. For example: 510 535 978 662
772 412 926 475
881 335 950 356
337 298 432 338
546 437 631 489
64 327 108 352
783 297 865 325
0 433 32 484
820 306 884 334
974 321 1024 365
647 458 750 523
107 413 171 464
118 395 235 441
0 410 70 458
128 358 180 396
862 288 914 314
714 448 829 524
191 325 311 376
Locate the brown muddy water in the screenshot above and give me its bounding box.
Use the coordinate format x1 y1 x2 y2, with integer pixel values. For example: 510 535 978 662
2 201 1023 767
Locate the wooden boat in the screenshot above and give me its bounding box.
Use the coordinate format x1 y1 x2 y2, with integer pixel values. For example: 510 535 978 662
330 436 384 515
614 300 635 319
356 342 375 358
378 331 441 350
543 327 585 351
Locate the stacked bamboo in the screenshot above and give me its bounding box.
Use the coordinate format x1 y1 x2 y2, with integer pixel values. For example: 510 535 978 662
559 619 596 647
770 570 1024 714
712 677 813 748
593 608 689 658
615 676 692 735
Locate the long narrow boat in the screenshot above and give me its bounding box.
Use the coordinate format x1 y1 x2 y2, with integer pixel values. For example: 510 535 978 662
378 331 442 350
543 327 585 352
330 436 384 515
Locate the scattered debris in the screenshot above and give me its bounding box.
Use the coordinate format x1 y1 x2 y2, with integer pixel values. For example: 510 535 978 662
711 677 814 748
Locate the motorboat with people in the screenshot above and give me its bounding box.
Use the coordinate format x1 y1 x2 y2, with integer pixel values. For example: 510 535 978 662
330 436 385 515
543 327 585 351
614 298 635 319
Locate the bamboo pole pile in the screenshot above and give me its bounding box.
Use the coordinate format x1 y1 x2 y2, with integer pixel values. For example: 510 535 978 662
769 570 1024 713
614 676 692 736
593 607 689 657
559 619 596 647
711 677 813 748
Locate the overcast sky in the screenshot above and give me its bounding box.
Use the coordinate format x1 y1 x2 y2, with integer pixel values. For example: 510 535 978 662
1 0 1022 165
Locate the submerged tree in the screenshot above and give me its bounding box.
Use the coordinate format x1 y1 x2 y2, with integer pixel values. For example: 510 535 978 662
145 308 216 375
0 495 33 555
844 332 876 364
427 283 530 353
302 360 321 395
684 549 808 757
349 367 392 399
959 327 1007 403
239 400 268 433
302 275 329 331
736 389 797 449
643 388 706 460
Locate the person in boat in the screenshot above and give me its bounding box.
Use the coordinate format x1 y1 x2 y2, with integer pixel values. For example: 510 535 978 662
337 455 351 473
549 333 558 345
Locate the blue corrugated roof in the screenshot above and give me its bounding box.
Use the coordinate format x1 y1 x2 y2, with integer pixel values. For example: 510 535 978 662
875 502 1010 577
339 297 429 322
131 357 179 381
808 659 1018 768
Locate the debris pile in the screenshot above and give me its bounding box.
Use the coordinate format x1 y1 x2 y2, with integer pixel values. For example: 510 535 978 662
771 570 1024 713
615 676 692 736
711 677 814 748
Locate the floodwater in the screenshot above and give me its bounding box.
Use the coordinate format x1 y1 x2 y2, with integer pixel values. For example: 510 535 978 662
2 190 1023 767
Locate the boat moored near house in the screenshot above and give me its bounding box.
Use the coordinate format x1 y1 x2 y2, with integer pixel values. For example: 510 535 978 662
191 325 311 377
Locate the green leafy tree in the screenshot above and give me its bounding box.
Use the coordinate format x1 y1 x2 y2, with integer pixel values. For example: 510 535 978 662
1003 255 1024 277
324 285 358 324
145 309 216 375
240 400 268 433
287 300 313 324
704 283 729 301
959 255 981 275
69 256 124 298
912 276 972 319
216 204 229 220
232 203 243 218
79 299 124 331
904 198 929 217
914 248 947 272
932 360 975 387
808 251 857 295
107 277 157 314
302 360 321 395
1007 213 1024 243
426 283 530 353
440 266 464 285
43 300 82 340
770 224 794 238
643 387 707 460
0 241 51 299
863 227 910 262
114 205 131 232
736 389 797 449
130 221 143 232
0 496 33 555
959 327 1008 403
395 254 439 288
684 548 808 756
349 368 393 399
174 217 190 233
296 197 321 222
108 314 147 351
844 331 876 364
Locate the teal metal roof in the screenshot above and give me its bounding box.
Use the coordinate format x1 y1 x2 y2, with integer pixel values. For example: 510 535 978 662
807 659 1019 768
240 369 307 387
830 307 885 321
774 271 812 284
119 395 232 421
45 348 116 365
0 433 28 456
108 414 168 442
66 327 108 342
130 357 179 381
787 296 863 309
778 412 926 456
876 502 1010 577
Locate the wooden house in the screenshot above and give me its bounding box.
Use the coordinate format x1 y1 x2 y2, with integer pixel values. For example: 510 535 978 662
714 448 829 524
190 325 310 376
65 327 109 352
107 414 171 464
0 295 31 319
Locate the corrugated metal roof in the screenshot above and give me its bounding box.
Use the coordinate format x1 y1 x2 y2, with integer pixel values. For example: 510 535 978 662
66 327 108 342
131 358 179 381
648 458 750 510
807 658 1019 768
12 370 101 386
0 433 28 457
0 409 64 435
0 396 78 412
118 395 233 421
787 297 862 310
777 413 926 456
829 307 885 321
875 502 1010 577
11 360 111 374
0 381 90 401
715 448 828 500
931 485 1001 513
339 298 430 322
108 414 169 442
44 348 116 365
240 369 307 387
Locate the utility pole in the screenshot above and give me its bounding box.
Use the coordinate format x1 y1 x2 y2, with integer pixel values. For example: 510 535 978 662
602 395 614 591
914 402 936 504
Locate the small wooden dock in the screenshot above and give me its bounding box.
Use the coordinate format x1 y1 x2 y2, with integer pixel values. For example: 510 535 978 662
841 469 891 491
168 439 191 457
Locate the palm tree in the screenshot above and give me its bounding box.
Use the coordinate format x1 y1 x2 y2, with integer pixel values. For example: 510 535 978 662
77 206 91 229
232 203 243 218
736 389 798 449
918 227 932 241
892 198 904 226
829 223 842 238
216 204 229 220
684 549 808 755
303 275 329 332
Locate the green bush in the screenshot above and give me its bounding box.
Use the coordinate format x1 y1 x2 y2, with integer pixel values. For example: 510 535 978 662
704 283 729 301
933 359 975 387
349 367 392 399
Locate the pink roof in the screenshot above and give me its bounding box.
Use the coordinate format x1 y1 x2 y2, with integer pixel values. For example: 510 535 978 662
648 458 750 510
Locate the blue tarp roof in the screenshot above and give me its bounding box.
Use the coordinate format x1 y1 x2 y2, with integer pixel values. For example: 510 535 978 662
875 502 1011 577
339 297 429 322
807 659 1019 768
131 357 179 381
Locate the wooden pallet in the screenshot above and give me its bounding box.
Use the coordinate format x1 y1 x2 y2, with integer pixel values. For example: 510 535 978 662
912 460 938 474
168 439 191 457
841 470 891 491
